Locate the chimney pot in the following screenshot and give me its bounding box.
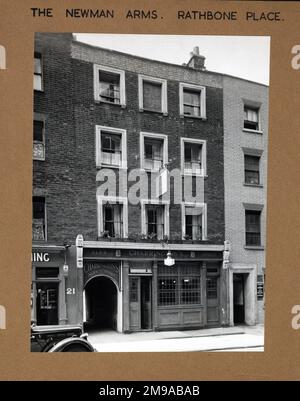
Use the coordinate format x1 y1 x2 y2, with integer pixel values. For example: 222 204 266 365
193 46 200 56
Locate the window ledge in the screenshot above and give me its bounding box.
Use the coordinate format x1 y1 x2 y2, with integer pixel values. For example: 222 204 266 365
243 183 263 188
34 89 44 93
244 246 265 250
180 115 207 121
139 108 168 116
181 172 207 178
94 99 126 108
33 158 45 162
243 128 263 135
96 164 127 170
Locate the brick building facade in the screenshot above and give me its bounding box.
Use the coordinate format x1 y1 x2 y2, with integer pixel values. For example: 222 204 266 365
31 33 268 332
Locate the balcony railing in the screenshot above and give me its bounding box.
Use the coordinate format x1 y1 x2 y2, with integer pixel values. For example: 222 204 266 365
99 87 120 104
101 151 122 167
144 158 163 171
33 142 45 160
32 219 45 241
184 161 203 175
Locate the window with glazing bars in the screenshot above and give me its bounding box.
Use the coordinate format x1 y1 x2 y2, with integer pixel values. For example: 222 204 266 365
184 142 202 174
99 70 120 104
33 120 45 160
34 53 43 91
185 206 203 240
144 138 164 171
142 81 162 112
103 203 123 238
245 210 261 246
244 106 259 130
183 89 201 117
146 205 164 239
32 196 46 241
244 155 260 185
158 264 201 306
101 132 122 166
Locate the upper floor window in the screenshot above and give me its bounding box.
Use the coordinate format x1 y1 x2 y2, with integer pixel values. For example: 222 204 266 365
34 53 43 91
94 64 126 107
244 155 260 185
138 75 167 114
32 196 46 241
97 196 128 239
33 118 45 161
181 138 206 176
245 210 261 246
140 132 168 172
182 203 207 241
103 203 123 238
96 126 127 169
179 83 206 119
244 106 260 131
141 200 169 240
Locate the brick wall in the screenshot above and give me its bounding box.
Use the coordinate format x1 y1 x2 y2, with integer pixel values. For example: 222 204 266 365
33 34 225 245
223 75 268 322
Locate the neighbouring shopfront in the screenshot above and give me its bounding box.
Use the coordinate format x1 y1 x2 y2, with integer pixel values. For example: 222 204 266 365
79 242 227 333
31 244 79 326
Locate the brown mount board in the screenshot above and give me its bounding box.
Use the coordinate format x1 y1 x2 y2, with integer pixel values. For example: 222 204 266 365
0 0 300 381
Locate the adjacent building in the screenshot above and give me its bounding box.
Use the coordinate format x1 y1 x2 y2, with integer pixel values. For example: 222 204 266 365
31 33 268 332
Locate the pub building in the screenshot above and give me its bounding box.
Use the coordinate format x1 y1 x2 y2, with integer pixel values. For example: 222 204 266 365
32 33 266 332
78 237 228 332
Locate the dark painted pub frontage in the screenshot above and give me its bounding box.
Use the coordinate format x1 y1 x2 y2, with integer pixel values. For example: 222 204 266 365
32 240 227 332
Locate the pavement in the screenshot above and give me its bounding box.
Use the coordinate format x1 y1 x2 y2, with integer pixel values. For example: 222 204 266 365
88 324 264 352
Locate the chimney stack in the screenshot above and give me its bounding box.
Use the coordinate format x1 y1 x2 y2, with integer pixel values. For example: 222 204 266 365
187 46 206 71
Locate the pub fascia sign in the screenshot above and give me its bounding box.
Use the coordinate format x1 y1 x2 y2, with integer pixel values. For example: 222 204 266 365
31 252 50 262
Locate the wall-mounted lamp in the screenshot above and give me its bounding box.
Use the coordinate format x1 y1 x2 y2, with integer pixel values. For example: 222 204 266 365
164 251 175 267
63 242 71 276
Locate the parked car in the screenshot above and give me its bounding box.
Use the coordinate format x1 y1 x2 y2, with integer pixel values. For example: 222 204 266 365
31 323 96 352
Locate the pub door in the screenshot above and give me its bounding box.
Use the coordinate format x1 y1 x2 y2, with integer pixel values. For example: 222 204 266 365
36 282 59 325
233 274 245 324
129 276 152 331
206 271 220 326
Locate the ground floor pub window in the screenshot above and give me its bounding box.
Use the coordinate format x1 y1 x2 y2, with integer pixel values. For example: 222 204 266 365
35 267 59 325
158 263 201 306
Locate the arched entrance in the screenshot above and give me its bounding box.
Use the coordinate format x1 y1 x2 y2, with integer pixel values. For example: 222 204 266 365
84 276 118 331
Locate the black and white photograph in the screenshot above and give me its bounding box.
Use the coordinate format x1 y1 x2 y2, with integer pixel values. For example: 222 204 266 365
31 33 269 352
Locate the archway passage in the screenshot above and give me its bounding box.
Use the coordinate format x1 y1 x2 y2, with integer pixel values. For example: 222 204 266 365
84 276 117 331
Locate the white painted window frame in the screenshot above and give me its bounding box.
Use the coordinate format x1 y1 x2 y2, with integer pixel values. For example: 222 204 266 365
97 195 128 238
181 137 207 177
95 125 127 169
34 52 43 92
93 64 126 107
33 113 46 161
138 74 168 115
141 199 170 238
140 131 168 172
179 82 206 119
32 196 48 242
243 104 262 134
181 202 207 241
